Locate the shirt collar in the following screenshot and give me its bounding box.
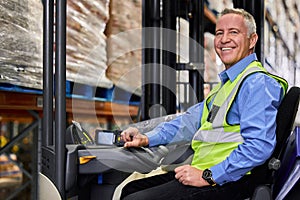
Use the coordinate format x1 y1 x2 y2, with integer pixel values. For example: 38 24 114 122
218 53 258 84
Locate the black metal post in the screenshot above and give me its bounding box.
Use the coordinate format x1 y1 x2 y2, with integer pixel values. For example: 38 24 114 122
162 0 177 115
188 0 204 104
233 0 265 62
42 0 54 147
55 0 67 198
142 0 161 120
41 0 56 194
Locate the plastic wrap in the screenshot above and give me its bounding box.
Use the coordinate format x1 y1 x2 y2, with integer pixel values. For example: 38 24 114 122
121 113 180 133
0 0 43 89
106 0 142 95
66 0 113 88
0 0 113 90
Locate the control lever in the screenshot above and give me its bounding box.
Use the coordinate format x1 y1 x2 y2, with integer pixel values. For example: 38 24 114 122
129 145 169 165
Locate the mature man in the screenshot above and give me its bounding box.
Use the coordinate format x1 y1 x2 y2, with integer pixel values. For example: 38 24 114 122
120 8 288 200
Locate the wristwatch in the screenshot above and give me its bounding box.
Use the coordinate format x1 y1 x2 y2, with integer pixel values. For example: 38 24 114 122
202 169 217 186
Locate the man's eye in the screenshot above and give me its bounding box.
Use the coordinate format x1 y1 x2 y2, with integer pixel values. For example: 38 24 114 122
230 31 238 35
216 32 223 36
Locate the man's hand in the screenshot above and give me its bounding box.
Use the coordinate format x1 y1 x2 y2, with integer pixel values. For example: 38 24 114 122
121 127 149 148
174 165 210 187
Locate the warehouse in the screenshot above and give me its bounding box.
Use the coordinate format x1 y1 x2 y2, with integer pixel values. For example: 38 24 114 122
0 0 300 199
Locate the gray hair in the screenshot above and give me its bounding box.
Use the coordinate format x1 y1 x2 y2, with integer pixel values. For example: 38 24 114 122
218 8 257 37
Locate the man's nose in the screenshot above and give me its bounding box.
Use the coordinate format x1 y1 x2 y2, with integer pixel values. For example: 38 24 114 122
221 33 230 43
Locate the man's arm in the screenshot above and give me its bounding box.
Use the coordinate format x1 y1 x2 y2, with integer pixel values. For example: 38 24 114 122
122 102 204 147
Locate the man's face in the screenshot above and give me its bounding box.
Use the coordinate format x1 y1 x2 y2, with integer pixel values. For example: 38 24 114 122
214 13 257 69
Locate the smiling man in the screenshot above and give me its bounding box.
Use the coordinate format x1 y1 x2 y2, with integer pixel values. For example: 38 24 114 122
120 8 288 200
214 9 258 69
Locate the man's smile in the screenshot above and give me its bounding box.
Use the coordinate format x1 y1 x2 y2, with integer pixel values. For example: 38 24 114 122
221 47 233 51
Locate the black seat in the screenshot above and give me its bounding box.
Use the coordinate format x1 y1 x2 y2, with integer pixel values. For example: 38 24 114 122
272 86 300 161
252 86 300 200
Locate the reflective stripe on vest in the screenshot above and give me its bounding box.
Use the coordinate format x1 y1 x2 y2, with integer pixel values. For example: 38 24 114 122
193 129 244 143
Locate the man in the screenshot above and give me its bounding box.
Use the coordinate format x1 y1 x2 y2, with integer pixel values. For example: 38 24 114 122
120 8 288 200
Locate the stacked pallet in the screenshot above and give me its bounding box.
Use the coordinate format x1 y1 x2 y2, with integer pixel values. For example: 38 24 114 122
0 0 43 89
105 0 142 95
66 0 113 89
0 0 113 90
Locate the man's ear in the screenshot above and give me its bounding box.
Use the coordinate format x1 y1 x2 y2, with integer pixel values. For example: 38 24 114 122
249 33 258 50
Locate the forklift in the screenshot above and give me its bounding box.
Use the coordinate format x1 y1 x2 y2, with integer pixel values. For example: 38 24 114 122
39 0 300 199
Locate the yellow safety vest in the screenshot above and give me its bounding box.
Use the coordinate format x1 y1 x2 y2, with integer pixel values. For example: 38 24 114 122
191 61 288 170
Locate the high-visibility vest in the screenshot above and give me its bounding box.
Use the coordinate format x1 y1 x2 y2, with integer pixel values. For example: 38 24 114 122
191 61 288 170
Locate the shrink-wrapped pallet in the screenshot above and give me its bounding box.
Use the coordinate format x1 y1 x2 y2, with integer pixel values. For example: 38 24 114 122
67 0 113 89
106 0 142 95
0 0 112 90
0 0 43 89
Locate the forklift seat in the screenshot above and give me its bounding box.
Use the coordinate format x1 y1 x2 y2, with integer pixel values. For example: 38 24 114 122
251 86 300 200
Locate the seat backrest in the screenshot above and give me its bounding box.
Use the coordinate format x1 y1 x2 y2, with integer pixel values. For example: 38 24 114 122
252 86 300 184
273 86 300 159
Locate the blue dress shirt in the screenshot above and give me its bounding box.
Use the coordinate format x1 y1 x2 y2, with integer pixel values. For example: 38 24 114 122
145 53 285 185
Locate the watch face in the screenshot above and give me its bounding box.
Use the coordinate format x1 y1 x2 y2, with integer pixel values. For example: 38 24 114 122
203 169 212 179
